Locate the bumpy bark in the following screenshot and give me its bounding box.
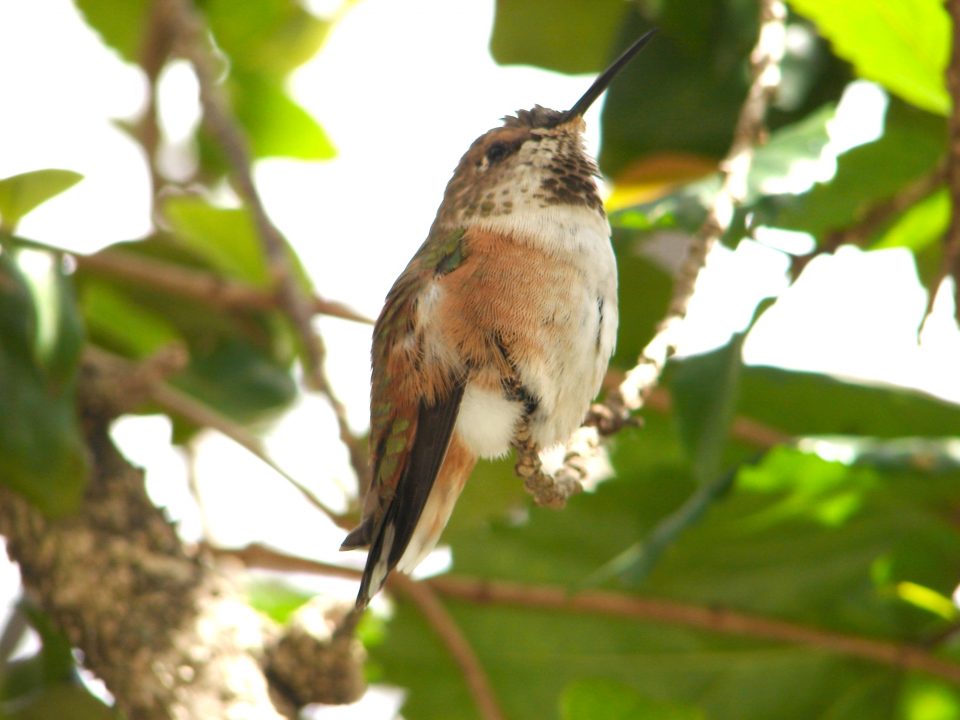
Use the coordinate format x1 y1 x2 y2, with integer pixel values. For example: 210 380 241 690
0 358 364 718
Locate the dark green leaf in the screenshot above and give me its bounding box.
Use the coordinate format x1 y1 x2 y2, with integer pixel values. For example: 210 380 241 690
0 170 83 232
669 337 744 483
490 0 628 73
0 255 87 515
170 337 297 426
787 0 949 114
0 684 116 720
738 365 960 439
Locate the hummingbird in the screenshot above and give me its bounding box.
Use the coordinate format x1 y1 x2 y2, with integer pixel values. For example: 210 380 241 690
342 30 657 608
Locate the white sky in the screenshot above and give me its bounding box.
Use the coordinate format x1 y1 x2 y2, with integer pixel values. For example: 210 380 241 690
1 0 959 716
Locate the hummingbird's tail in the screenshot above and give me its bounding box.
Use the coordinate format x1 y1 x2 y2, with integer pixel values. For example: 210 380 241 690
352 388 474 608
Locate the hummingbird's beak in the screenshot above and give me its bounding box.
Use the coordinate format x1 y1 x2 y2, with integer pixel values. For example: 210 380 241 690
561 28 658 123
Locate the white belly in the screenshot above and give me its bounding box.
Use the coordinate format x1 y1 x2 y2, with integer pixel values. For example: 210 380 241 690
458 206 618 457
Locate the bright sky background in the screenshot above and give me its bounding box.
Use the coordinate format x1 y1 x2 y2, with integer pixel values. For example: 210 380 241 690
1 0 959 716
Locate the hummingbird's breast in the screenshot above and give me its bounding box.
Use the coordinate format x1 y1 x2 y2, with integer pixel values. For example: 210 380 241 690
431 204 618 458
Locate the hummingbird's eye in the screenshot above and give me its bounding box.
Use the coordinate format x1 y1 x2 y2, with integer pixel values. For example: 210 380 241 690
485 141 512 164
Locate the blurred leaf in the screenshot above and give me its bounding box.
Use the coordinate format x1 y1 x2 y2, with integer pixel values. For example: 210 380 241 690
0 170 82 232
19 256 85 389
163 197 269 285
611 104 835 239
669 337 744 483
0 684 116 720
171 337 297 426
490 0 628 73
203 0 330 77
787 0 949 114
80 281 181 358
230 72 336 160
561 679 703 720
744 104 834 200
775 99 945 241
246 579 311 624
163 196 312 289
73 0 149 64
0 255 87 515
738 365 960 438
873 188 947 290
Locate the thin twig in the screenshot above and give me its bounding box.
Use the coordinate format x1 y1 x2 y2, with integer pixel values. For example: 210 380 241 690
82 345 348 526
161 0 369 485
136 0 175 206
77 246 372 324
151 381 348 525
220 544 960 686
613 0 787 420
391 574 505 720
941 0 960 327
1 233 372 324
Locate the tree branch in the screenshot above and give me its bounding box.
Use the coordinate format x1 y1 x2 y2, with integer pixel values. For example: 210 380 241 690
78 246 373 324
429 576 960 685
222 545 960 686
391 575 505 720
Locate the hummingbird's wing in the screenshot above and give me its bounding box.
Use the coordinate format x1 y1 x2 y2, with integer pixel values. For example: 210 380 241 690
343 227 470 607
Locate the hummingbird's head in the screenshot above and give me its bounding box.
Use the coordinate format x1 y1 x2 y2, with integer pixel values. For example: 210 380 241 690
431 30 657 232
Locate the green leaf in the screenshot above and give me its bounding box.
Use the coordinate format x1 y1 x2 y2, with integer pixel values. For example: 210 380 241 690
0 170 83 232
669 337 744 483
170 336 297 426
80 280 181 358
0 254 88 515
490 0 629 73
873 188 947 291
787 0 949 115
163 197 269 285
561 680 703 720
246 579 311 624
230 73 336 160
18 254 85 389
738 366 960 439
73 0 150 64
203 0 330 78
